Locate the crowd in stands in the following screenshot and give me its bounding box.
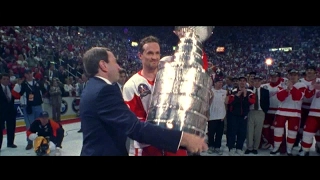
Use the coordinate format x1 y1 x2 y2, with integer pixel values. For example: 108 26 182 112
1 26 320 92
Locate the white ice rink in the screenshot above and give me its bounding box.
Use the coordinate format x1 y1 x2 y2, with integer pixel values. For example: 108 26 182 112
0 122 318 156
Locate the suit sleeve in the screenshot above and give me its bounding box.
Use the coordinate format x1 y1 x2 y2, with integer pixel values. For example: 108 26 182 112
228 94 241 105
97 85 183 153
19 83 26 96
265 89 270 113
247 92 256 105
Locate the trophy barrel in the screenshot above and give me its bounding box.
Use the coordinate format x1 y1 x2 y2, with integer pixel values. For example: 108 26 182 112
146 26 214 137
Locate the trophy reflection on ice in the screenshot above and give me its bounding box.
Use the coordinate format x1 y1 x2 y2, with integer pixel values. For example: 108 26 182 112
146 26 215 137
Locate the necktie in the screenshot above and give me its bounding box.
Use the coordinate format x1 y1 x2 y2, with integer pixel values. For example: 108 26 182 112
4 86 10 102
254 88 259 110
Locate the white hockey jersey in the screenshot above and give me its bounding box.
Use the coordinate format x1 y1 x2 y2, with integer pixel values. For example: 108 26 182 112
261 83 284 114
299 77 320 109
305 86 320 117
12 83 27 105
122 71 154 151
275 82 307 118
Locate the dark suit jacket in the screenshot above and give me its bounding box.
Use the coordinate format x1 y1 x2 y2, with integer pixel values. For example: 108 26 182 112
252 87 270 114
0 85 16 121
80 77 182 156
44 69 58 80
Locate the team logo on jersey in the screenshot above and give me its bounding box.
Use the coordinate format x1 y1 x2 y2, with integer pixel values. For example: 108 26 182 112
137 83 151 98
61 99 68 114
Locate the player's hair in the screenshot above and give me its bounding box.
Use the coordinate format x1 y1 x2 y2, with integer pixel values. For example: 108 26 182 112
138 36 160 54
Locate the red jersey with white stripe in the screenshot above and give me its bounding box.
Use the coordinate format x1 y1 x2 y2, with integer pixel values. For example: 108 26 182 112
275 82 307 118
261 83 284 114
304 87 320 117
122 71 154 149
299 77 320 109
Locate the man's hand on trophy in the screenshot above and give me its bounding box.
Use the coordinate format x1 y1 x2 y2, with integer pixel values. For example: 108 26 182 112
180 132 208 153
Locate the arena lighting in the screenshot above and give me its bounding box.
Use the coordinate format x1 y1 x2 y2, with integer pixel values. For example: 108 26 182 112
131 41 138 47
265 58 273 66
216 47 225 52
265 58 273 79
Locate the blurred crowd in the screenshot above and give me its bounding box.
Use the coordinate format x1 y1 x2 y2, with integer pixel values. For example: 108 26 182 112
1 26 320 93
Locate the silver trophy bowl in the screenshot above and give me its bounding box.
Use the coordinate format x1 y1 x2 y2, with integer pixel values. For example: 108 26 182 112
146 26 214 137
175 26 215 42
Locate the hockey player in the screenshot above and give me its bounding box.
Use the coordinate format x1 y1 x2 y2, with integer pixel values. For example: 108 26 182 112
123 27 212 156
260 71 286 153
270 69 307 156
299 79 320 156
122 36 188 156
295 65 320 148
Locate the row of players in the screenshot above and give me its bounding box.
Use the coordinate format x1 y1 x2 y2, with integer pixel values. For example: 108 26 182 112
238 66 320 156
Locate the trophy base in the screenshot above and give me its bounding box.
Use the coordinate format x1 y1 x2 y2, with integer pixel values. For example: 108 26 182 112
149 120 206 137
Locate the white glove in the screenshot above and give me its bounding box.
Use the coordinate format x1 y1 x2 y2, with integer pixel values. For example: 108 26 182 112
29 133 38 141
49 141 56 151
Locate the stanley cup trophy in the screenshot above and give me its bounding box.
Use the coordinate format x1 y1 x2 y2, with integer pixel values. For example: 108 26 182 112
146 26 215 137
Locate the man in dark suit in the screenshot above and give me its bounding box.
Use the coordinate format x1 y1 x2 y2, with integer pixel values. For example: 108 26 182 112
0 73 17 151
44 64 58 82
245 75 270 154
80 47 208 156
77 73 88 133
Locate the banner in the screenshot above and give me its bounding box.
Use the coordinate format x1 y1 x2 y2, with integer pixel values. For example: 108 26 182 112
269 47 292 52
14 100 24 120
15 97 79 122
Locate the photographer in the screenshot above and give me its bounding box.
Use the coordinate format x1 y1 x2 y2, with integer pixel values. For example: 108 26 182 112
18 69 47 150
27 111 64 156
